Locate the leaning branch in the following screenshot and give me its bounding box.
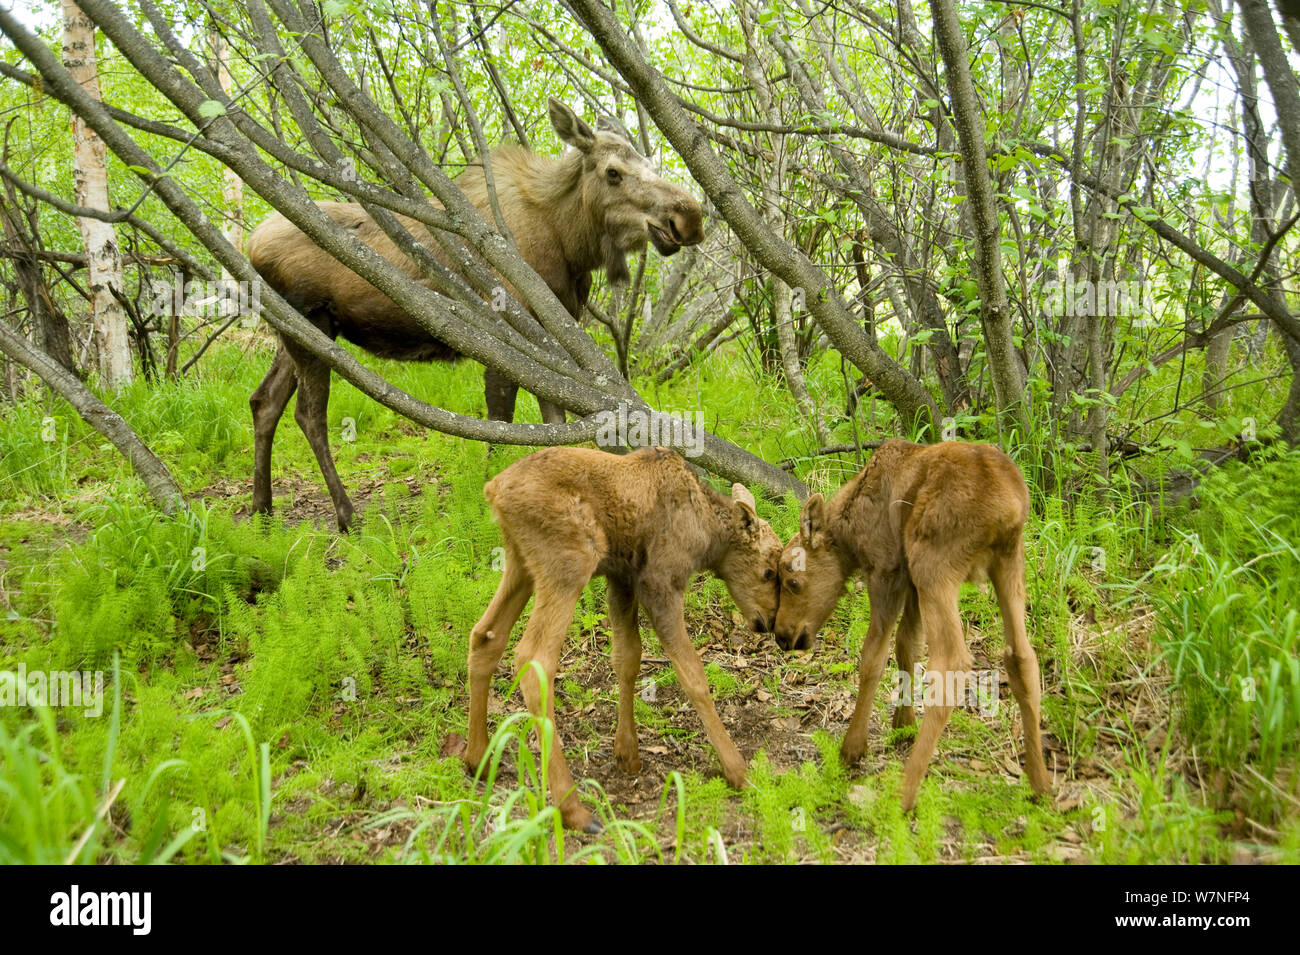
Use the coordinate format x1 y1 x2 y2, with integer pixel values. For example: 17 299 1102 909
0 319 183 513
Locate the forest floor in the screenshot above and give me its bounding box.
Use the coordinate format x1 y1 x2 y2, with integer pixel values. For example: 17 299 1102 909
185 466 1257 864
2 337 1294 864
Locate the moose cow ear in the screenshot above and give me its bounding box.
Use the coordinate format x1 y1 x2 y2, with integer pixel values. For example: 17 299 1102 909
800 494 825 548
549 98 596 153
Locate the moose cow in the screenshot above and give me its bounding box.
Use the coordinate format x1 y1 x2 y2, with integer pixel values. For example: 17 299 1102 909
246 99 705 530
467 446 783 832
773 439 1052 811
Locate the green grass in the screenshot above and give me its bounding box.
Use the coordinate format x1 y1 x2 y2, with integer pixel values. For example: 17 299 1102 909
1 334 1297 863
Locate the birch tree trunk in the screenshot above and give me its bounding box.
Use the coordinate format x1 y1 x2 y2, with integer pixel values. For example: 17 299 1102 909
61 0 131 389
212 30 247 327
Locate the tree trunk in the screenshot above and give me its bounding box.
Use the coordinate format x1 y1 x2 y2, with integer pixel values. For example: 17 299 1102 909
61 0 131 389
737 0 828 444
0 192 79 376
212 30 248 329
929 0 1028 435
1236 0 1300 440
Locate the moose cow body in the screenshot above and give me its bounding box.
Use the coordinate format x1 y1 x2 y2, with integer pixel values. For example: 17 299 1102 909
467 445 782 832
774 439 1052 810
247 99 704 530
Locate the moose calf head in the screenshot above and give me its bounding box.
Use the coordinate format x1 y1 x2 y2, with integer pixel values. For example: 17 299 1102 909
774 494 854 652
716 483 784 636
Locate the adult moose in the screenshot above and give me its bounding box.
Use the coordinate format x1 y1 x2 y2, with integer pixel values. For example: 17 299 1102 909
246 99 705 530
773 439 1052 811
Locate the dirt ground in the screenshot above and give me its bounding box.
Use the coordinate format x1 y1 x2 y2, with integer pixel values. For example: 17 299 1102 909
182 479 1261 863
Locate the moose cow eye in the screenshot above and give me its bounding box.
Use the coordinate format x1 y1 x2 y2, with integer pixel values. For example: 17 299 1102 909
606 167 622 184
787 579 802 595
763 568 775 581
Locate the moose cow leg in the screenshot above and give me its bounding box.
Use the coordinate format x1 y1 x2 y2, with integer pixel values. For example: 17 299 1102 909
283 341 355 532
992 546 1052 797
901 580 970 811
538 400 566 425
484 367 519 422
642 586 747 789
841 575 907 764
484 366 566 424
607 578 642 774
250 345 298 517
465 541 534 773
514 574 599 832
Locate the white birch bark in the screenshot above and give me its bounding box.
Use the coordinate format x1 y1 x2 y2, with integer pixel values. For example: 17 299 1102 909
61 0 131 388
212 31 248 326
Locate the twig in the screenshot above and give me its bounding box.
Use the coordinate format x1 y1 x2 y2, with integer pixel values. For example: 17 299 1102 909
64 777 125 864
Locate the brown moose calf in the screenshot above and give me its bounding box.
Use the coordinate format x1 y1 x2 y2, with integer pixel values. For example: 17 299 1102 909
467 446 783 832
774 439 1051 811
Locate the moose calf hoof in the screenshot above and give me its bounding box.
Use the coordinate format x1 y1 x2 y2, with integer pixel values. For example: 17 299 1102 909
722 766 748 791
615 750 642 775
839 741 865 766
461 749 487 779
562 806 599 833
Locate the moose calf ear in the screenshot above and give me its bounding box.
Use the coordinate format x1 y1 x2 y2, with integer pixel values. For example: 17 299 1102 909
549 98 596 153
800 494 825 547
731 483 758 533
730 483 756 511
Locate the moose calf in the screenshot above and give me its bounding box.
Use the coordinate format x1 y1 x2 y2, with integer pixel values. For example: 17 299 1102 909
774 439 1051 810
467 446 783 832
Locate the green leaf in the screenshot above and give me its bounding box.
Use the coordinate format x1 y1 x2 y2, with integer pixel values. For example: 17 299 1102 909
197 100 226 119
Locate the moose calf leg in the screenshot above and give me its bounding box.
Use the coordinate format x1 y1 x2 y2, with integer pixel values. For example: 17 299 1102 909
644 591 747 789
516 584 598 833
901 584 969 812
841 580 906 763
465 549 533 772
891 589 923 729
993 554 1052 797
607 579 642 775
841 631 894 765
